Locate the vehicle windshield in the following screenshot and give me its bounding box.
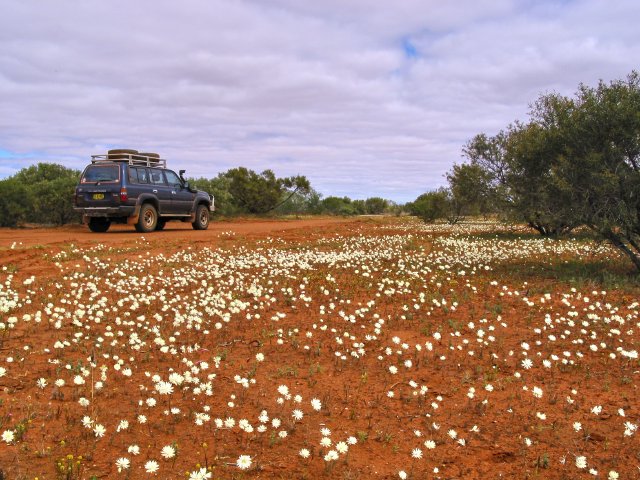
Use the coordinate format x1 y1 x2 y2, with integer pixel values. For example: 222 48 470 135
82 165 119 183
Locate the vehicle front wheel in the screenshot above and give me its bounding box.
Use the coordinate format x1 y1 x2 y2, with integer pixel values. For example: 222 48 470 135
192 204 210 230
135 204 158 233
88 218 111 233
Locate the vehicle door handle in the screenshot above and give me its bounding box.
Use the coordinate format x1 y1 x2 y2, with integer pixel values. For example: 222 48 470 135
153 189 158 193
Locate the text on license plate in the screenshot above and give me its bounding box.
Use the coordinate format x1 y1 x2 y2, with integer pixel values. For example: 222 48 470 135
92 193 105 200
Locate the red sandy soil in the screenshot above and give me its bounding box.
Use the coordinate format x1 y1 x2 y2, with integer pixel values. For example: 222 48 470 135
0 217 358 248
0 218 638 480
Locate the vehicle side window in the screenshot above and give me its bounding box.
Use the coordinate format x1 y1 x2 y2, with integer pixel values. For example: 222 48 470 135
136 168 149 184
128 167 138 183
164 170 182 188
150 169 166 185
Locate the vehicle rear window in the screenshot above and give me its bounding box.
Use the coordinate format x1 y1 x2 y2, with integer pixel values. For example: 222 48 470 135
82 165 120 183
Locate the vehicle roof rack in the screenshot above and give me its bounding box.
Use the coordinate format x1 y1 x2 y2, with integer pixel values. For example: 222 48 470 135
91 153 167 168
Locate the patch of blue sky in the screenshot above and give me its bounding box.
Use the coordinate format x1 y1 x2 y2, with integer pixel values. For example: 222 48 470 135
402 38 419 59
0 148 42 159
0 148 17 159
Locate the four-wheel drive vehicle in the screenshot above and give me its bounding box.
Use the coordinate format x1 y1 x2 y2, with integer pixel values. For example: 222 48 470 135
73 149 214 233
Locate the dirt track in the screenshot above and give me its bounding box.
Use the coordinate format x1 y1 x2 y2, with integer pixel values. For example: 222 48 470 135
0 217 357 248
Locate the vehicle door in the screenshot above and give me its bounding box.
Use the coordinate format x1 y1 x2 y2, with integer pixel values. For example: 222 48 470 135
149 168 173 214
127 166 150 205
164 169 195 215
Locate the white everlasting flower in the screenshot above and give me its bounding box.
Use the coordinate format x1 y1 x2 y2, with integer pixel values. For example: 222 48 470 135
575 456 587 469
236 455 252 470
573 422 582 432
336 441 348 454
161 445 176 459
623 421 637 436
36 378 47 389
447 429 457 439
145 460 160 473
411 448 423 459
115 457 130 472
292 409 303 421
424 440 436 449
521 358 533 369
2 430 15 444
324 450 339 461
399 471 408 479
608 471 619 479
128 444 140 455
156 381 174 395
255 353 264 362
299 448 310 458
189 467 212 480
311 398 322 411
591 405 602 415
93 424 106 438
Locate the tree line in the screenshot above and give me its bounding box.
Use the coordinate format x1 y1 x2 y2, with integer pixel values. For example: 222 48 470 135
408 71 640 271
0 164 397 227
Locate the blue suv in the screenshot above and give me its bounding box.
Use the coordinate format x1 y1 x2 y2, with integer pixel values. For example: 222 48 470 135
74 149 214 233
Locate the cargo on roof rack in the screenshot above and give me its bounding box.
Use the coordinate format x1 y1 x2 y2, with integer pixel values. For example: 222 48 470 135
91 153 167 168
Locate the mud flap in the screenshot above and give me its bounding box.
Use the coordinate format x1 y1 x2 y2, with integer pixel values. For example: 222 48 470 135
127 205 141 225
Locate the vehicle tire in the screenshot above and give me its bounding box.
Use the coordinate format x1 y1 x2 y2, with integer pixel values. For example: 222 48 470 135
88 218 111 233
192 204 210 230
108 148 138 160
135 203 158 233
155 219 166 231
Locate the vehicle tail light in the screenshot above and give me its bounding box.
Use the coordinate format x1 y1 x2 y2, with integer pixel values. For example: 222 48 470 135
120 187 128 202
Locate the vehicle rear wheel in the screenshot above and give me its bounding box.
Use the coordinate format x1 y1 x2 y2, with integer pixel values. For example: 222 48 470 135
135 204 158 233
155 219 166 231
192 204 210 230
88 218 111 233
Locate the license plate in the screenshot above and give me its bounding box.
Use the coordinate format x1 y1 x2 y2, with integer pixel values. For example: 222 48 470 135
92 193 105 200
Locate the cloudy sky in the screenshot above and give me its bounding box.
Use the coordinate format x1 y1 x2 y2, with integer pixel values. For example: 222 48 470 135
1 0 638 202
